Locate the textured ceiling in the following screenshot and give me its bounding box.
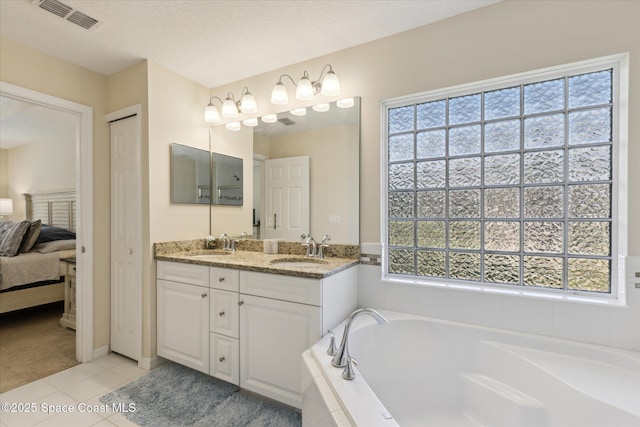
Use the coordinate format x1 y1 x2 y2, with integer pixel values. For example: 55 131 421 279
0 0 499 89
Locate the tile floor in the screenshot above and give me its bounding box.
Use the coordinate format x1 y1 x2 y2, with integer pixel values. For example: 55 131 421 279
0 353 147 427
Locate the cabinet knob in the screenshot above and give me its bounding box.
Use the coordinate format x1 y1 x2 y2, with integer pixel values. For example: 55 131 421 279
219 277 225 282
219 311 225 317
219 356 225 363
201 293 208 298
238 301 244 306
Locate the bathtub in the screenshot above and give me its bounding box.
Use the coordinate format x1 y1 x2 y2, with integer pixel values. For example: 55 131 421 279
302 310 640 427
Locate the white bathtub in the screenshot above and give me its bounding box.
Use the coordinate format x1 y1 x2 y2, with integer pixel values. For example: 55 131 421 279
302 310 640 427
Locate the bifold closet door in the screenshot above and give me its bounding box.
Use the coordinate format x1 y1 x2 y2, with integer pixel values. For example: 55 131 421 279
110 115 142 361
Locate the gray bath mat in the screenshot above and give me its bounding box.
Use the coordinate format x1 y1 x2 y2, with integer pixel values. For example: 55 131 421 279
100 362 301 427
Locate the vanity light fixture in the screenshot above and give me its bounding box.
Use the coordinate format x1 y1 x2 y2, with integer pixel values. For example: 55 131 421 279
270 64 341 106
312 103 330 112
225 121 241 131
242 117 259 127
261 114 278 123
205 87 258 124
337 97 355 109
290 107 307 117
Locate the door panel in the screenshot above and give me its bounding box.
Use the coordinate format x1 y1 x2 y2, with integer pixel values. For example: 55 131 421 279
110 116 141 361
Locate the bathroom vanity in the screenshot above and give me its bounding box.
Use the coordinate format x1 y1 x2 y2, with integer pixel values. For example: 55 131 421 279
155 243 358 408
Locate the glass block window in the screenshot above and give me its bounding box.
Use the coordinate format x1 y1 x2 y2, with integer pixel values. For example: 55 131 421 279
383 60 623 295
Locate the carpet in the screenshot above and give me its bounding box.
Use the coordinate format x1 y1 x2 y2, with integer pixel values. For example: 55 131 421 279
0 302 77 393
100 362 302 427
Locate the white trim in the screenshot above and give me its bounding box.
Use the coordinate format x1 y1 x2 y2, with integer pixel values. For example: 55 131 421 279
107 105 143 364
0 81 95 362
140 356 166 371
93 345 109 360
380 53 629 305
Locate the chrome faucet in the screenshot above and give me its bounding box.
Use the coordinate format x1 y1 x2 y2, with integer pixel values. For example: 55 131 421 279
331 308 388 378
219 233 232 251
318 234 331 258
301 234 317 257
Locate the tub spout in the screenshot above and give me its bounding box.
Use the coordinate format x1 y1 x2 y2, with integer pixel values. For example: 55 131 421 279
331 308 388 369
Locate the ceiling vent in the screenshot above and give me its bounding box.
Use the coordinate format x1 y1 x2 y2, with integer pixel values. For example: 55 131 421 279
278 117 296 126
32 0 102 31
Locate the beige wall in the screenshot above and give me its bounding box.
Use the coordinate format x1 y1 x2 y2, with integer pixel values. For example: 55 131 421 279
6 134 76 220
209 0 640 256
0 36 110 350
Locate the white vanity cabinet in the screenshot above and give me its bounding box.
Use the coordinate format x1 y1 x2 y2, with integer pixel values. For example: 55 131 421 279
209 267 240 385
156 258 358 409
157 261 210 374
238 268 357 408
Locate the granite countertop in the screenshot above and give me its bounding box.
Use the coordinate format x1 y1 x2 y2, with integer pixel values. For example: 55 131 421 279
155 249 359 279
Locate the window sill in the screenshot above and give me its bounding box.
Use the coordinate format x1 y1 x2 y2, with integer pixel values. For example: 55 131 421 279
382 275 630 308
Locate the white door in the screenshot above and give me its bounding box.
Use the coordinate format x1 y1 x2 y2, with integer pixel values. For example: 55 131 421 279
110 115 142 361
263 156 309 240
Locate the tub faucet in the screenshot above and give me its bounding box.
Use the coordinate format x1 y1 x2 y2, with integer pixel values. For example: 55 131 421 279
331 308 388 372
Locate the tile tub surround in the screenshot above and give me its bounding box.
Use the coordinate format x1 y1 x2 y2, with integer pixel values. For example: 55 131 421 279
154 239 360 279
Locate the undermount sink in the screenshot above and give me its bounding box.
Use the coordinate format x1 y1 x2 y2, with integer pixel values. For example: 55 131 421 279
187 250 232 258
270 257 328 268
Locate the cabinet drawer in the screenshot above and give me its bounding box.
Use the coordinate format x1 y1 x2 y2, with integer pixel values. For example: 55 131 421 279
210 289 239 338
240 271 321 306
210 333 239 385
157 261 209 287
210 267 240 292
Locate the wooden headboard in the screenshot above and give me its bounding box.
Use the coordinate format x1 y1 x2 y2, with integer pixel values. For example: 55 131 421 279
24 190 76 231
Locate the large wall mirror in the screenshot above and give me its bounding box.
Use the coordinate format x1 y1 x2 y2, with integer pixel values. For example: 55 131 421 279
253 97 360 244
171 143 243 206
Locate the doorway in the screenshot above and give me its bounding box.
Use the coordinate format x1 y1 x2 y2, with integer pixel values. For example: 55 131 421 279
0 81 94 363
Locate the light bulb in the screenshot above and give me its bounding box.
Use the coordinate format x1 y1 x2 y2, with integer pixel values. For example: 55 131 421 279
271 82 288 105
337 97 355 108
290 108 307 117
204 104 221 123
312 103 330 112
261 114 278 123
225 121 241 131
296 73 314 101
320 70 340 97
222 96 238 118
242 117 258 127
240 92 257 114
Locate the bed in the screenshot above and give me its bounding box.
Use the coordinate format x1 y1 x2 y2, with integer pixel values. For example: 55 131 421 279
0 191 77 315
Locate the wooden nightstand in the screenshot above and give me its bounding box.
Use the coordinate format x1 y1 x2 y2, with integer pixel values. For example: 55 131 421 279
60 257 76 330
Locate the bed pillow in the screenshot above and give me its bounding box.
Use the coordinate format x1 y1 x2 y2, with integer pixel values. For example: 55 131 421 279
0 220 31 257
31 239 76 254
19 220 42 253
35 225 76 244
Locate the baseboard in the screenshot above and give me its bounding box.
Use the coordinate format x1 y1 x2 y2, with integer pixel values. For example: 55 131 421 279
93 345 109 360
140 355 166 370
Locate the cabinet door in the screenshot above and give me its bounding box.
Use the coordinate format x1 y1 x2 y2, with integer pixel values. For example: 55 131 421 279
210 334 239 385
240 294 321 408
157 279 209 374
210 289 239 338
